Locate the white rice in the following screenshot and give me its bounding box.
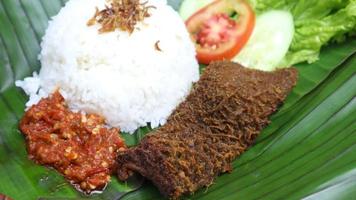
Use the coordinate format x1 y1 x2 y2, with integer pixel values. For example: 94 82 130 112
16 0 199 133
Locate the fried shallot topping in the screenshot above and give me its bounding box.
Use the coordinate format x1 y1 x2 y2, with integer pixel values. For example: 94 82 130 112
87 0 155 34
155 40 162 51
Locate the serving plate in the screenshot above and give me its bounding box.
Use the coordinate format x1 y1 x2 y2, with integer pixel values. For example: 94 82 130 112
0 0 355 199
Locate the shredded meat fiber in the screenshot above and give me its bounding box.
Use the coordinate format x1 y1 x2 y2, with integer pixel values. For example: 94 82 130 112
117 61 298 199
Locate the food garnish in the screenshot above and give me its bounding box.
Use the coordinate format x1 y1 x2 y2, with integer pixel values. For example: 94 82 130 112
249 0 356 67
117 61 298 199
87 0 155 33
233 10 294 71
185 0 255 64
19 91 126 193
155 40 162 51
181 0 356 69
179 0 214 20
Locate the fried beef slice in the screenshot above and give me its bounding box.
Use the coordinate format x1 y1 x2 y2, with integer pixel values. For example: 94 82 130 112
117 61 298 199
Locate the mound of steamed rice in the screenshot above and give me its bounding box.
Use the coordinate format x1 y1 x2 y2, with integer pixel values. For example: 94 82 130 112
16 0 199 133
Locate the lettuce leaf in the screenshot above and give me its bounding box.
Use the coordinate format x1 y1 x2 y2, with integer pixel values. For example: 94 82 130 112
248 0 356 66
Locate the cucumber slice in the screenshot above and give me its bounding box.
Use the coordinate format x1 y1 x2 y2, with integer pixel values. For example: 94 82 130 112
179 0 215 20
233 10 294 71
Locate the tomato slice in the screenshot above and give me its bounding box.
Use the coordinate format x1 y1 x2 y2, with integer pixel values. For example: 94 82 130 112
186 0 255 64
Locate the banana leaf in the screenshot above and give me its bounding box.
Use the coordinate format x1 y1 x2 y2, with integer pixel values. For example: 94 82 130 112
0 0 355 200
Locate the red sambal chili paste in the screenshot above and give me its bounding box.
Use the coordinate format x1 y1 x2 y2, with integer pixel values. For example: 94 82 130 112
19 91 126 193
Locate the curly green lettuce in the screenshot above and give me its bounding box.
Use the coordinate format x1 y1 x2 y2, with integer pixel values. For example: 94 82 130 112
248 0 356 66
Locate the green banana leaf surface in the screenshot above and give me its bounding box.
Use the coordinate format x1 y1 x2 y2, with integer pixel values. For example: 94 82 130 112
0 0 355 199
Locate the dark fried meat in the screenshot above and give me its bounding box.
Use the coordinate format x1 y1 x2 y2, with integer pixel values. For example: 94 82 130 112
117 61 298 199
